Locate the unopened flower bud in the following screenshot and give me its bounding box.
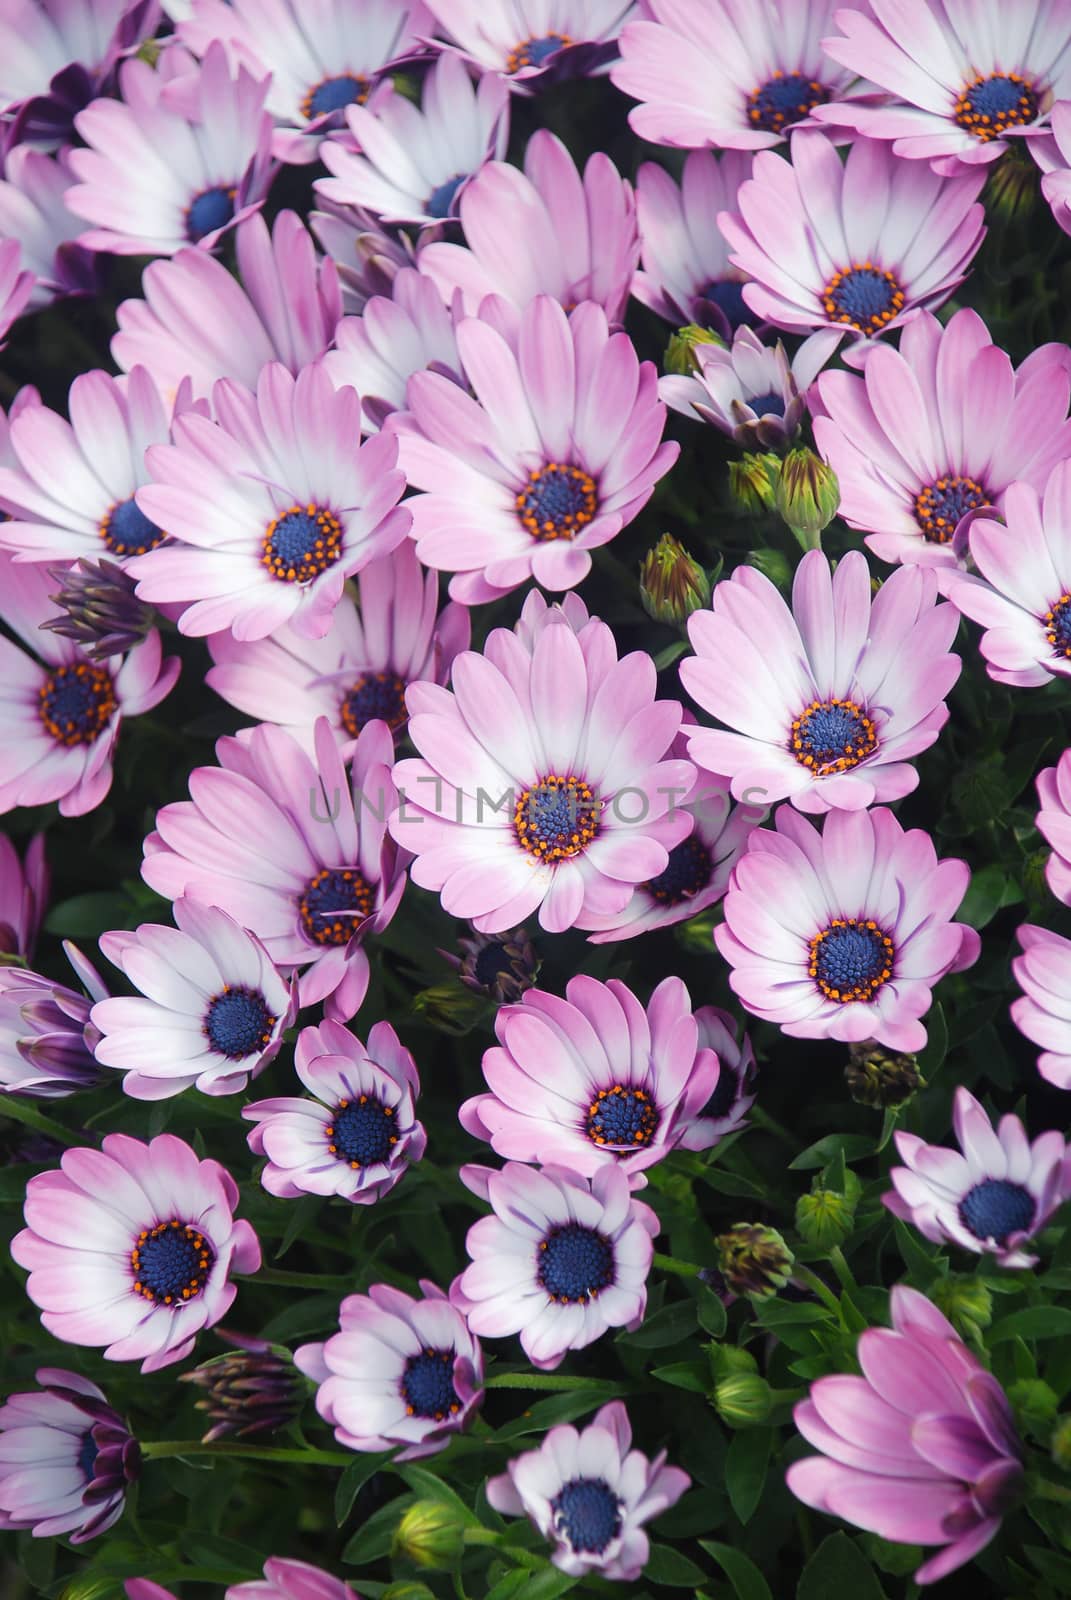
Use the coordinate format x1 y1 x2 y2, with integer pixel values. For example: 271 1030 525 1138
665 324 723 376
639 533 711 627
1007 1378 1058 1436
930 1275 993 1343
709 1345 759 1382
746 548 793 590
729 452 780 516
43 559 154 660
715 1223 794 1299
986 144 1038 222
775 447 840 549
411 983 488 1033
439 925 540 1007
796 1185 857 1250
393 1500 466 1570
845 1042 923 1109
180 1332 304 1442
1051 1413 1071 1471
713 1372 773 1426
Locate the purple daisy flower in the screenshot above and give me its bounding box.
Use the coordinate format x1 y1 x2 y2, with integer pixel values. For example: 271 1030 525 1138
488 1401 689 1582
1036 750 1071 906
788 1285 1025 1585
633 150 758 336
1012 923 1071 1091
0 941 108 1097
460 975 725 1180
112 209 341 406
660 324 830 448
611 0 868 151
416 129 639 320
695 1006 757 1140
309 200 412 317
316 52 509 227
945 461 1071 687
680 551 961 813
719 130 986 365
1036 101 1071 234
0 147 98 307
244 1016 425 1203
0 1367 139 1543
323 269 466 432
142 718 404 1021
12 1131 262 1372
91 899 296 1101
131 362 409 642
66 43 274 257
177 0 433 163
453 1161 658 1369
422 0 637 87
228 1561 361 1600
206 543 469 751
294 1280 484 1460
390 601 695 934
716 805 980 1051
126 1585 177 1600
0 366 179 567
814 307 1071 566
0 552 179 818
391 294 677 604
0 0 159 148
0 829 48 960
816 0 1071 175
884 1086 1070 1268
0 240 34 344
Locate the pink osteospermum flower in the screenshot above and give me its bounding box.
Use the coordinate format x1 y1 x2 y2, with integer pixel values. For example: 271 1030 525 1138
390 604 695 934
0 942 109 1098
228 1561 361 1600
65 42 274 257
787 1285 1025 1586
885 1085 1070 1268
0 239 35 344
0 829 48 960
680 550 961 814
611 0 869 151
660 324 829 448
316 52 509 227
0 365 180 567
423 0 637 86
633 150 759 336
0 0 159 145
1012 923 1071 1091
695 1006 757 1140
0 147 99 307
112 209 342 406
945 460 1071 687
310 199 413 317
1036 101 1071 234
487 1400 689 1582
816 0 1071 174
323 268 466 432
206 543 469 752
814 307 1071 567
716 805 980 1051
142 718 404 1021
720 130 985 366
1035 750 1071 906
91 898 296 1100
391 294 677 604
416 129 639 320
0 552 179 818
131 362 410 642
295 1280 484 1459
0 1368 139 1543
453 1161 658 1370
460 974 725 1181
12 1131 262 1373
244 1016 425 1203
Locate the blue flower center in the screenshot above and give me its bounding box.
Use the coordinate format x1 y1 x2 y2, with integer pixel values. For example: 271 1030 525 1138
700 278 759 331
262 503 343 584
586 1084 659 1149
99 496 165 557
38 662 117 746
791 698 878 776
340 670 408 737
707 1063 739 1119
538 1223 614 1304
516 462 598 542
77 1431 99 1482
302 73 369 119
326 1094 397 1168
955 73 1038 140
808 918 894 1004
473 939 515 988
748 390 786 417
186 185 236 243
746 70 831 133
914 474 990 544
401 1348 460 1421
506 32 571 71
203 985 275 1060
426 173 465 218
514 774 602 863
131 1219 214 1306
1045 593 1071 659
822 264 905 334
643 834 712 905
958 1179 1036 1245
298 867 374 947
551 1477 622 1554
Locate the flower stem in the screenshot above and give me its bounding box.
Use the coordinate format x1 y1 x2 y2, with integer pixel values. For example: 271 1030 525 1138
141 1440 352 1466
653 1252 702 1278
794 1266 842 1318
1030 1475 1071 1504
240 1267 352 1291
0 1095 82 1148
484 1373 618 1393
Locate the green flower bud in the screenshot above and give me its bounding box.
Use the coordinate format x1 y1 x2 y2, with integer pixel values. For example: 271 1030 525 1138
709 1344 759 1382
639 533 712 626
673 907 718 956
746 548 793 590
1007 1378 1059 1435
411 983 487 1034
393 1500 466 1570
715 1223 794 1299
664 324 723 376
986 144 1039 223
383 1585 438 1600
775 447 840 550
795 1185 857 1250
1051 1413 1071 1471
845 1041 923 1109
729 452 780 516
930 1275 993 1342
713 1372 773 1427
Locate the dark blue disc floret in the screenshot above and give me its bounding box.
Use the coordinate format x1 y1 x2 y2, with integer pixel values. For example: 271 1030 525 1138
701 278 759 331
958 1179 1036 1246
538 1223 614 1303
130 1219 214 1306
791 698 877 776
707 1064 740 1120
822 264 905 334
203 986 275 1060
326 1094 397 1169
340 670 408 736
747 390 786 418
809 918 895 1004
914 474 990 544
643 835 712 906
298 866 374 946
186 185 236 243
401 1348 460 1420
746 70 831 133
506 32 570 71
552 1477 623 1554
516 462 598 541
586 1084 659 1149
262 503 343 585
955 73 1038 140
38 662 117 747
1045 593 1071 659
514 774 601 862
100 496 165 557
302 73 368 119
77 1430 100 1482
426 173 465 218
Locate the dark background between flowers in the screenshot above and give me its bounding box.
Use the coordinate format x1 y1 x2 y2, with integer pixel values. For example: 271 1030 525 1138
2 70 1071 1600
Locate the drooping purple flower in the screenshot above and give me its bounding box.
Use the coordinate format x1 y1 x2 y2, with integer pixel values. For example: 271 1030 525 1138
0 829 48 960
632 149 758 336
1012 923 1071 1091
0 941 108 1097
694 1006 758 1141
423 0 638 87
660 324 828 447
180 1331 305 1442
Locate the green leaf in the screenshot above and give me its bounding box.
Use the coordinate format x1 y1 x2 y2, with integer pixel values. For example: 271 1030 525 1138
486 1570 577 1600
341 1494 414 1565
789 1135 874 1171
726 1426 772 1527
275 1194 322 1262
798 1533 886 1600
989 1306 1071 1343
621 1299 698 1348
696 1286 727 1338
917 1004 948 1076
643 1544 708 1587
335 1453 391 1526
699 1540 773 1600
958 863 1021 929
891 1218 945 1286
44 891 132 938
495 1389 613 1441
650 1359 709 1393
394 1463 479 1525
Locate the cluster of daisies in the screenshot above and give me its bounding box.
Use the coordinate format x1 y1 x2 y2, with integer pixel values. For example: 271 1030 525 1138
2 0 1071 1592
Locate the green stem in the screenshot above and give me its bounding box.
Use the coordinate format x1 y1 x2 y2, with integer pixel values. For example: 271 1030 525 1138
1030 1477 1071 1505
795 1266 842 1318
750 1105 802 1151
141 1440 352 1466
0 1096 82 1148
484 1373 618 1393
241 1267 351 1291
829 1246 859 1296
653 1251 702 1278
